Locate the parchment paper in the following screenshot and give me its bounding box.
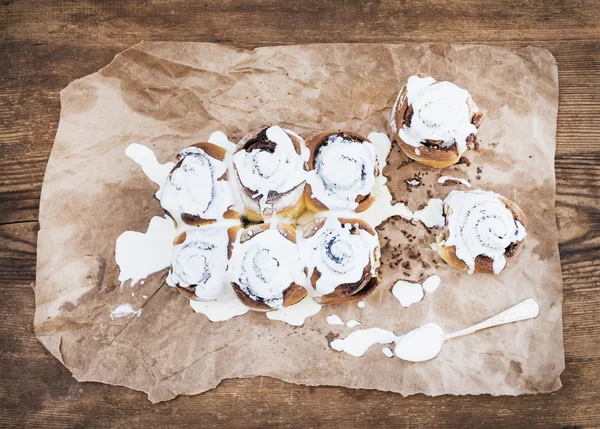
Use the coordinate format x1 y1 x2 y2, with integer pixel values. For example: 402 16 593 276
36 42 564 403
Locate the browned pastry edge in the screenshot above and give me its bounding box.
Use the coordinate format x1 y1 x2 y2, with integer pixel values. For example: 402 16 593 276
303 217 379 303
166 142 238 227
231 222 307 311
391 73 484 168
172 224 242 301
436 196 528 273
234 127 307 222
303 130 378 213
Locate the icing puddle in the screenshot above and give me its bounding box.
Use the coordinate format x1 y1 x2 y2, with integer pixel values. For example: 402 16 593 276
331 299 540 361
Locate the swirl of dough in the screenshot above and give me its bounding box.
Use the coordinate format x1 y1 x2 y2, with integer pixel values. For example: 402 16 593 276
232 126 308 220
229 224 307 311
167 226 238 301
439 190 527 274
304 131 378 212
301 216 380 303
160 143 236 227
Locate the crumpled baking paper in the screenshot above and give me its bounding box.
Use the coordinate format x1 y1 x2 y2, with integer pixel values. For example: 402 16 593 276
35 42 564 403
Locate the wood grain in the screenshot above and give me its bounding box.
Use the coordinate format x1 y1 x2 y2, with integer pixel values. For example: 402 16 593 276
1 0 599 427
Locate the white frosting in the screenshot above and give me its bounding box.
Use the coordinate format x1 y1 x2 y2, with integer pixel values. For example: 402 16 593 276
115 215 176 285
394 323 445 362
166 227 231 301
229 226 305 308
110 303 142 320
443 190 527 274
326 314 344 325
306 133 377 210
407 178 420 186
395 298 540 362
160 145 235 226
358 132 414 227
266 288 321 326
300 216 379 296
413 198 444 228
125 144 175 198
208 131 237 152
392 280 424 307
382 347 394 358
396 75 479 155
232 126 308 217
346 319 361 328
189 288 249 322
330 328 399 357
357 301 365 308
333 298 540 361
422 275 441 293
438 175 471 187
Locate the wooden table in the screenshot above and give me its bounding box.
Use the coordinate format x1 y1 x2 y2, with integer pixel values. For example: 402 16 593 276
1 1 599 427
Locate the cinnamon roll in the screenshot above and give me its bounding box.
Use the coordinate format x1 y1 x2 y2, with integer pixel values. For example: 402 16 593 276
229 223 307 311
167 224 240 301
160 143 238 227
301 216 380 304
390 73 484 168
436 190 527 274
304 131 378 213
232 126 308 221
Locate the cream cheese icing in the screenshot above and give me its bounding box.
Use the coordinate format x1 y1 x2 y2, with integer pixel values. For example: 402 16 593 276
115 215 177 285
438 175 471 187
232 126 308 217
412 198 444 228
394 75 479 156
443 190 527 274
306 133 377 210
229 226 305 309
166 226 231 301
160 145 235 226
300 216 379 296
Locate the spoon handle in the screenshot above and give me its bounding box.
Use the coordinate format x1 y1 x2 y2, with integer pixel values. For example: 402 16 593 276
444 298 540 341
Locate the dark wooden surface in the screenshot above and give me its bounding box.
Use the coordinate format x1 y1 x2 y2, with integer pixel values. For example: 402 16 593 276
1 1 599 427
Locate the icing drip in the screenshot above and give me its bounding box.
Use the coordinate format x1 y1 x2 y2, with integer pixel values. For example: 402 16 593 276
125 144 175 198
392 280 424 307
306 133 377 210
326 315 344 325
330 328 400 357
346 320 361 328
301 217 379 296
167 227 231 301
422 275 441 293
266 287 322 326
208 131 237 152
359 132 414 227
115 215 177 285
398 75 479 155
382 347 394 358
160 145 235 226
438 175 471 187
413 198 444 228
443 190 527 274
189 287 249 322
357 301 365 308
110 303 142 320
233 126 308 217
229 227 305 308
